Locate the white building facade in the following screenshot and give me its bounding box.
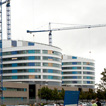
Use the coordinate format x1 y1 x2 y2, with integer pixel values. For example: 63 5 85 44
2 40 95 88
2 40 62 86
62 55 95 88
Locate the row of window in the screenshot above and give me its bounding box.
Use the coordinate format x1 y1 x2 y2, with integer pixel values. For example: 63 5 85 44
62 62 94 66
62 67 94 70
3 62 61 68
3 69 61 74
3 75 61 80
2 97 27 100
3 50 61 56
3 87 27 91
62 81 94 84
3 56 61 62
43 63 61 68
62 76 94 79
11 40 34 47
62 71 94 75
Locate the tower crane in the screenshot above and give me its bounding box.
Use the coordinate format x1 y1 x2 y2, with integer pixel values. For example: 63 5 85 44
27 23 106 45
0 0 11 40
0 0 11 104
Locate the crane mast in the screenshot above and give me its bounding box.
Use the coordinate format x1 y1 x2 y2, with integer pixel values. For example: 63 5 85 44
27 24 106 45
0 0 11 104
6 0 11 40
0 0 3 104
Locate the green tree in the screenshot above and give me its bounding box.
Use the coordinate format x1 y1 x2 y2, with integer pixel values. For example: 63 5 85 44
52 88 59 103
38 86 52 102
59 88 65 100
96 69 106 99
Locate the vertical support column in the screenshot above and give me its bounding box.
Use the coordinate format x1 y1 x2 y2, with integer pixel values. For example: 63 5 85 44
6 0 11 40
0 0 3 105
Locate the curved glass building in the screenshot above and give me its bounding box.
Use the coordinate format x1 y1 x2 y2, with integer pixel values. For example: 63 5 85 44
2 40 95 88
62 55 95 88
2 40 62 86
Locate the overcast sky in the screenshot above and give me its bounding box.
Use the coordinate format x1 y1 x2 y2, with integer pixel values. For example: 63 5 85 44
2 0 106 83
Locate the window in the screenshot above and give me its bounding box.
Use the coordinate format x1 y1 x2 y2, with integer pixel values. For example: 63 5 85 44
63 71 81 74
83 62 94 66
12 41 17 47
83 81 94 84
83 67 94 70
11 51 17 55
62 76 81 79
28 42 34 46
28 50 35 53
42 50 48 54
72 56 77 59
62 67 81 70
28 56 35 60
62 62 81 65
83 72 94 75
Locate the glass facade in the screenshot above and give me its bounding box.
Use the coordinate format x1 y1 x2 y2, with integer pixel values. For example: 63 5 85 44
3 75 41 79
3 56 41 61
3 50 40 56
3 69 41 73
42 50 61 56
62 81 81 84
63 71 81 74
62 67 81 70
62 62 81 65
43 69 61 74
43 63 61 68
43 75 61 80
3 62 41 67
62 76 81 79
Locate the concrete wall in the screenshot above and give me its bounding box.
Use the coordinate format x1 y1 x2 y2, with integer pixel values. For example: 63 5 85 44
3 82 29 99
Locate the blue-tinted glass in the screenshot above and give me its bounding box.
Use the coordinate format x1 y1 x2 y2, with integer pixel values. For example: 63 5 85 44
48 76 53 79
0 52 2 56
72 56 77 59
0 41 2 48
48 69 53 73
72 72 77 74
72 76 77 79
28 69 35 72
12 76 17 79
87 81 90 84
12 41 17 47
1 97 4 100
87 72 90 74
87 67 90 70
73 81 77 83
28 63 35 66
28 50 35 53
72 67 77 69
48 57 53 59
12 70 17 73
12 63 17 67
3 87 6 91
28 42 34 46
11 51 17 54
87 76 90 79
28 56 35 60
72 62 77 65
24 88 26 91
